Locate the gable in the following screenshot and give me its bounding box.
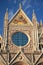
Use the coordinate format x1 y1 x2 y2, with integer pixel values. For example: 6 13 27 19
8 9 33 26
10 50 31 65
0 56 6 65
35 53 43 65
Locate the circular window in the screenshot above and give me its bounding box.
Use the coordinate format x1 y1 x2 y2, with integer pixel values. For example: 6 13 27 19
12 32 29 47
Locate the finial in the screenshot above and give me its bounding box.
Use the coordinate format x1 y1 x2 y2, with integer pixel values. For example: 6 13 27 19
6 8 8 13
33 9 34 14
32 9 35 16
19 3 22 10
6 8 8 11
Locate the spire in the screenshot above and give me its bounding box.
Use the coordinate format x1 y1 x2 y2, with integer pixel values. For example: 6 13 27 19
6 8 8 12
32 9 37 21
4 8 8 20
4 8 8 49
32 9 36 20
4 8 8 27
19 3 22 10
40 20 42 26
32 9 38 27
33 9 35 16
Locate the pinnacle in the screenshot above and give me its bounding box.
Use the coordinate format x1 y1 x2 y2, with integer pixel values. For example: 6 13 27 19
19 3 22 10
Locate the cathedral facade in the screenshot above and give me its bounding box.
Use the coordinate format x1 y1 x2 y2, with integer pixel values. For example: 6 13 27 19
0 5 43 65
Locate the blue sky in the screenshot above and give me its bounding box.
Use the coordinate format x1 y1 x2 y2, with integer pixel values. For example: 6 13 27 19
0 0 43 35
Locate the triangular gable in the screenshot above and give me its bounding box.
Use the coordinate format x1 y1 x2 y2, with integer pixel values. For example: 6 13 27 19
8 9 33 26
10 50 31 65
0 55 7 65
35 53 43 65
